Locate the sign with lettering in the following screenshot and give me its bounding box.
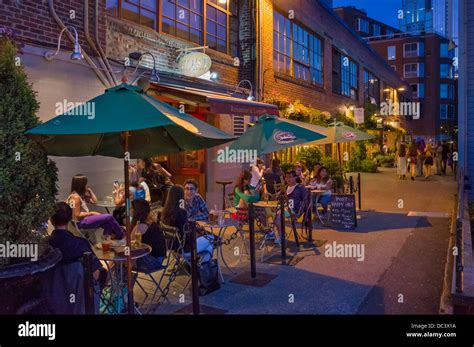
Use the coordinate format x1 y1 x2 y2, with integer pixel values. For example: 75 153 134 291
178 52 212 77
354 108 364 124
330 194 356 230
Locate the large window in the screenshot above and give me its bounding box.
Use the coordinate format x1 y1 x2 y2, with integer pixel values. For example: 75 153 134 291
388 46 396 60
440 104 454 119
162 0 203 44
440 64 453 78
333 51 358 99
121 0 158 29
404 42 424 57
356 18 369 33
372 23 381 36
404 63 424 78
411 83 424 98
106 0 237 55
273 11 323 85
364 70 380 104
440 84 454 99
440 43 454 58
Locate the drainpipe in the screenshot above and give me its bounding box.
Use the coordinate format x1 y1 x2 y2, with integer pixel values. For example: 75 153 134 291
48 0 110 88
94 0 119 85
84 0 115 86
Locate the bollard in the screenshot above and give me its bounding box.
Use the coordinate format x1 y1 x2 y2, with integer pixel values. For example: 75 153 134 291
357 173 362 211
248 203 257 278
189 221 200 314
82 252 95 315
279 194 286 263
349 176 354 195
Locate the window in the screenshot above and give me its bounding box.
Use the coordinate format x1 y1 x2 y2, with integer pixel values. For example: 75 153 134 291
404 42 424 57
411 83 424 98
106 0 118 16
356 18 369 33
440 84 454 99
372 23 381 36
364 70 380 104
273 11 292 75
391 65 396 71
161 0 203 44
386 28 394 38
440 43 454 58
121 0 158 29
440 64 453 78
273 11 323 85
206 2 227 52
440 104 454 119
404 63 424 78
388 46 396 60
334 52 358 99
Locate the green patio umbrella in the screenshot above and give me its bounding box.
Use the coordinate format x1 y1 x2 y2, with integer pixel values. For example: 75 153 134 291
26 83 236 314
308 122 375 166
227 114 328 155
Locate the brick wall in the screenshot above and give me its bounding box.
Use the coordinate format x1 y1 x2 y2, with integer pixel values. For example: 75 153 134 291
260 0 408 117
0 0 106 55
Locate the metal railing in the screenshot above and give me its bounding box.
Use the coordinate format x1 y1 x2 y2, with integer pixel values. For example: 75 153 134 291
455 168 466 293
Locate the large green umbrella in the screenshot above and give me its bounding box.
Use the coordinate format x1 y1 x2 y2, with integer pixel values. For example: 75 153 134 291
26 83 235 314
227 114 328 155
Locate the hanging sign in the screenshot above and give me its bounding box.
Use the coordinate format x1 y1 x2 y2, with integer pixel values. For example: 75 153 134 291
178 52 212 77
354 108 364 124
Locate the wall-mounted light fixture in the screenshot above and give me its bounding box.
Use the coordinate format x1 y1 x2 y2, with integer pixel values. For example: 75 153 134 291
128 51 160 84
210 71 219 81
234 80 255 101
44 26 82 61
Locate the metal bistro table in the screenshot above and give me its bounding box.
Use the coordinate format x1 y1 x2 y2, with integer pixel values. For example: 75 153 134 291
197 218 239 283
96 200 116 214
95 243 151 314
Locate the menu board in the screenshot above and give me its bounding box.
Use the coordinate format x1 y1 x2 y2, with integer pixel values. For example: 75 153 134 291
330 194 357 230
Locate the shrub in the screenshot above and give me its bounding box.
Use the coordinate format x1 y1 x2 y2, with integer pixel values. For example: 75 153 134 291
296 147 322 171
376 154 395 168
360 159 378 173
0 38 58 265
280 162 294 173
320 157 342 177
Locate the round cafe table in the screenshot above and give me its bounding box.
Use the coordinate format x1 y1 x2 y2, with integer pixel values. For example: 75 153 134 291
197 218 239 283
95 200 116 214
96 243 151 314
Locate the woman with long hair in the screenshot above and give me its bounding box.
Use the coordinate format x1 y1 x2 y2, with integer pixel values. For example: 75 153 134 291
423 144 434 180
233 170 260 209
397 141 407 180
67 174 124 240
160 185 214 262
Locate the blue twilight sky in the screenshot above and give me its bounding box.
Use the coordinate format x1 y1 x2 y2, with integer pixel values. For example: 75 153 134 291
332 0 402 29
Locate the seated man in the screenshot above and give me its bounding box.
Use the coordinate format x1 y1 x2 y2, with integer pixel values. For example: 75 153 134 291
184 179 209 221
49 202 107 290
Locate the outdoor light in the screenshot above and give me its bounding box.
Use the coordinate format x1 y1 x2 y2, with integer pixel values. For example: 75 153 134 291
128 51 160 84
398 87 406 91
44 26 82 61
210 71 219 81
218 0 227 4
234 80 254 101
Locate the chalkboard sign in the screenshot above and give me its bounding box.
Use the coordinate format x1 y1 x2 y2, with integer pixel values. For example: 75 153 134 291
330 194 357 230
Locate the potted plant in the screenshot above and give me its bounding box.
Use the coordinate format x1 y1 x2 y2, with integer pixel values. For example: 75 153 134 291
0 36 61 314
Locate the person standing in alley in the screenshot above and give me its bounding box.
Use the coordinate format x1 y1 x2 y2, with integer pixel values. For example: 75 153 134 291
441 140 449 175
423 143 434 180
435 141 443 175
397 141 407 180
408 141 418 181
416 139 426 178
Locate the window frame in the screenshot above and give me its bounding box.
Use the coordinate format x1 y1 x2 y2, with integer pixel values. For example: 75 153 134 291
404 63 424 78
387 46 396 60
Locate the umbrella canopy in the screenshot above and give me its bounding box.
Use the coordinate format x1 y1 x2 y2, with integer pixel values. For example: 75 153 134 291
26 84 235 157
227 114 327 156
308 122 375 145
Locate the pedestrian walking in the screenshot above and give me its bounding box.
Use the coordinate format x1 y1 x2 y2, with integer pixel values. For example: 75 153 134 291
435 141 443 175
416 139 426 177
397 142 407 180
423 144 434 180
441 140 449 175
408 141 418 181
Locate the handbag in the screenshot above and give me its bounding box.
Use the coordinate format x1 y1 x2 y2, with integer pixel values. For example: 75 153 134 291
198 258 220 296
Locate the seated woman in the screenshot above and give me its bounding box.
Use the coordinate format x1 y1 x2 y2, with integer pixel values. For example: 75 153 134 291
233 171 260 209
112 183 136 226
160 185 214 263
311 166 333 213
138 158 173 205
67 174 124 240
131 199 166 271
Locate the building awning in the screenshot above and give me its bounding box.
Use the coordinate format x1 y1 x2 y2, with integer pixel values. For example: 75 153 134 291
151 84 280 117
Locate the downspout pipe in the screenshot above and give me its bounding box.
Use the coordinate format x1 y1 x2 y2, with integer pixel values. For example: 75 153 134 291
48 0 110 88
94 0 119 85
84 0 115 86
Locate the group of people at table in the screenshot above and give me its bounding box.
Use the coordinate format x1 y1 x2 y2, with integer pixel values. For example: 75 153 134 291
47 157 333 300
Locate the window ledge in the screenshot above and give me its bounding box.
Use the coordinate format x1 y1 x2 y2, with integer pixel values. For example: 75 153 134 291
273 72 324 91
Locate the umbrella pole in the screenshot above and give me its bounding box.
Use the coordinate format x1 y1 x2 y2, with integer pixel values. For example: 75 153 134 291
123 131 134 315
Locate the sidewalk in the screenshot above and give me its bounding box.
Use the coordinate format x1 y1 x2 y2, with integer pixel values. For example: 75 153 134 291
140 168 457 314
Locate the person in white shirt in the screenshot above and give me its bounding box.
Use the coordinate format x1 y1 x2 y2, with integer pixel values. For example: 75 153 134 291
249 158 265 190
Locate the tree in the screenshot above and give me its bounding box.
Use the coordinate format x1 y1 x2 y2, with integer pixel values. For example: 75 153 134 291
0 37 58 264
